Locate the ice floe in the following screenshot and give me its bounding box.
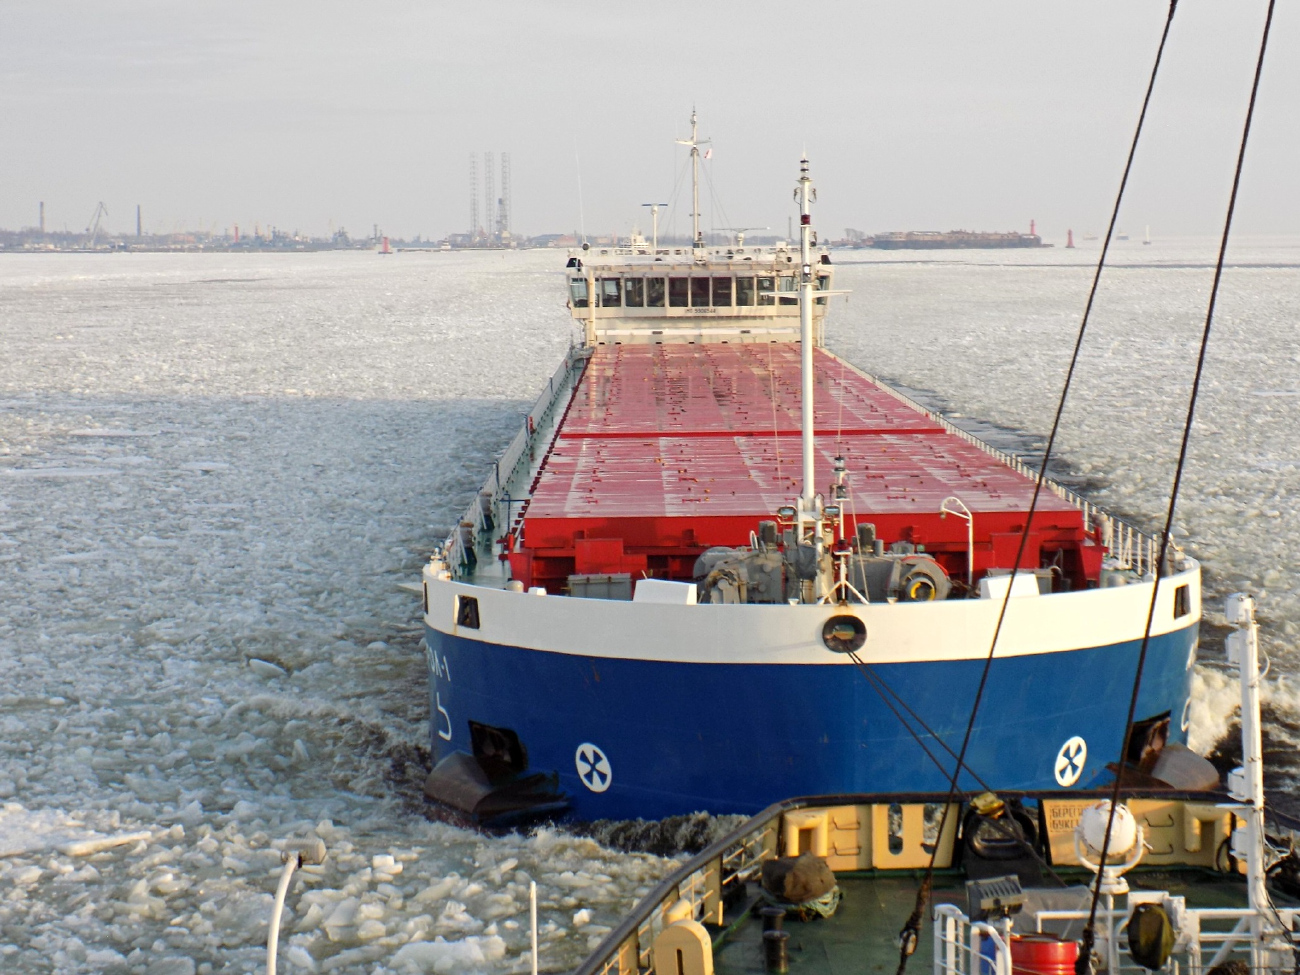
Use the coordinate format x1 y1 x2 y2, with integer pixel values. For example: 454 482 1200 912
2 243 1299 971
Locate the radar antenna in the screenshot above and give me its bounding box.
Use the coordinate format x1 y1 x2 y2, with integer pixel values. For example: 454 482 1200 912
717 227 768 247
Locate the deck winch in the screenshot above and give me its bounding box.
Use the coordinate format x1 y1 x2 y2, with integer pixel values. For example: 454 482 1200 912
693 520 950 605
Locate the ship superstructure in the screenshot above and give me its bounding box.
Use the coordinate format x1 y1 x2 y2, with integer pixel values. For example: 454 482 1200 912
421 119 1199 824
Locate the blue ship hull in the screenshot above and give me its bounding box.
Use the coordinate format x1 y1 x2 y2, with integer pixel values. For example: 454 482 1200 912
424 621 1199 822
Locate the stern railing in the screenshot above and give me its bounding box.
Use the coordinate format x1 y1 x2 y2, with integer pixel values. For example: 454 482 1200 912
934 903 1300 975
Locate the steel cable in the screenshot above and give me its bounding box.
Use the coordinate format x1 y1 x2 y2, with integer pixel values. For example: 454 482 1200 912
846 649 1070 888
1076 2 1277 971
893 4 1184 971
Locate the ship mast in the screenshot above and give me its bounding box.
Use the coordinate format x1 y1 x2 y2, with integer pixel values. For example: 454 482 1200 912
797 156 817 510
675 111 708 251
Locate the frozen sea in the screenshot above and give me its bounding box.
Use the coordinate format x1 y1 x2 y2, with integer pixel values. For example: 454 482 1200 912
1 239 1299 972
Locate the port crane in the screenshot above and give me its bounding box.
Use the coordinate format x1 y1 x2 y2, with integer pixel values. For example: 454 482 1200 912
85 202 108 248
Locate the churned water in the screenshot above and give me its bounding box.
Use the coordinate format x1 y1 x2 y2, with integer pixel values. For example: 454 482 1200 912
0 241 1298 972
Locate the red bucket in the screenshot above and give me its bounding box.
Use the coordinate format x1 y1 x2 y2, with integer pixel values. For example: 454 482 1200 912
1011 934 1079 975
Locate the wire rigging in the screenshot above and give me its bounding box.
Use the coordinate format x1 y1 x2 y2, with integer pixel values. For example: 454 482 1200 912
893 4 1184 971
769 342 782 486
845 648 1071 888
701 159 733 244
662 156 691 245
837 352 848 449
1076 3 1277 971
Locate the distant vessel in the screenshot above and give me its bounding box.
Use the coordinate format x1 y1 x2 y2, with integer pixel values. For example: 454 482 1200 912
1116 229 1130 241
859 228 1046 250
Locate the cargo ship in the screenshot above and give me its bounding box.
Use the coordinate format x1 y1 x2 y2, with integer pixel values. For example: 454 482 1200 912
861 227 1047 249
420 116 1199 825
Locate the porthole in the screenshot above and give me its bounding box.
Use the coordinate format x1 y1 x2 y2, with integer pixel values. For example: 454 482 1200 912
822 615 866 653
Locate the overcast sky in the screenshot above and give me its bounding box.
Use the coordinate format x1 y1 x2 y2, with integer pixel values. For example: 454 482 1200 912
1 1 1295 242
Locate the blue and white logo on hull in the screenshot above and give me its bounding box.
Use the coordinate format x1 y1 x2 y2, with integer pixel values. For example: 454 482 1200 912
1054 736 1087 787
576 743 612 792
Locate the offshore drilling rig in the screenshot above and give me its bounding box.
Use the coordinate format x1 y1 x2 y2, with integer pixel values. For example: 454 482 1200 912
465 151 512 247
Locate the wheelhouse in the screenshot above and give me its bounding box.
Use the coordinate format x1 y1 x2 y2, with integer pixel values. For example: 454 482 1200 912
566 245 834 345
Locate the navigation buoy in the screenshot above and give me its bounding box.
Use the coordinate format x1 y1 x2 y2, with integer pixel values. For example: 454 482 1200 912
1066 229 1075 249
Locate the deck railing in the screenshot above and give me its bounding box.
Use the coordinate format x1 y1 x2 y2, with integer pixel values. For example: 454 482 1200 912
444 345 1166 580
934 903 1300 975
574 808 778 975
848 357 1164 577
443 348 588 578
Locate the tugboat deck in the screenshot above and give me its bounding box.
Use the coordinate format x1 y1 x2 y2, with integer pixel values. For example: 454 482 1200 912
709 871 1268 975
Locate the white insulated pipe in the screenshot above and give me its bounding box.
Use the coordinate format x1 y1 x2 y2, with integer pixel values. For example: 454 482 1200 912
1226 592 1268 962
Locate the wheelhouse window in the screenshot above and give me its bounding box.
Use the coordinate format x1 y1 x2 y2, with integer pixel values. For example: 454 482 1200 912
757 276 775 306
647 277 666 307
691 277 710 307
624 278 645 307
598 278 621 307
712 277 732 306
669 277 689 307
569 278 589 308
778 275 798 305
735 276 755 306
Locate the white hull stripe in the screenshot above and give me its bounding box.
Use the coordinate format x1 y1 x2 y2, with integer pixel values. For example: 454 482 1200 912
423 562 1200 666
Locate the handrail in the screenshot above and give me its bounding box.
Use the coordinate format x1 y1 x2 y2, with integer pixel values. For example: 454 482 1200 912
833 353 1165 577
445 345 1168 581
572 800 783 975
947 903 1299 975
443 348 588 578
